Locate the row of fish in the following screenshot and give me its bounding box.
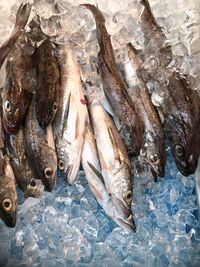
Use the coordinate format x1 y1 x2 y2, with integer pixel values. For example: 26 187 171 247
0 0 199 232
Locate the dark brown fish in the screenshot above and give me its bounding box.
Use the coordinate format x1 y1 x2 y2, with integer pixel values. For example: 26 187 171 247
139 0 200 176
6 127 44 198
24 95 57 191
0 153 17 228
2 33 35 134
127 43 166 178
0 3 32 69
81 4 143 156
34 39 60 129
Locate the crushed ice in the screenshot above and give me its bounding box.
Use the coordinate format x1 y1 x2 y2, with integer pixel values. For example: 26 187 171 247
0 0 200 266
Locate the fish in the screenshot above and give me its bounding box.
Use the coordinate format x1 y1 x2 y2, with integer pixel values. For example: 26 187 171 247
126 43 166 178
53 46 88 185
139 0 200 176
24 95 57 191
6 127 44 198
34 39 60 129
87 95 135 229
2 32 35 134
0 3 32 69
80 4 143 156
0 154 17 228
195 157 200 221
82 121 136 232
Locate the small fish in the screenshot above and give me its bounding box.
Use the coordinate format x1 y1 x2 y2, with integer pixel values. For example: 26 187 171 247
88 95 135 230
81 4 143 156
82 122 136 232
126 43 166 178
53 46 88 185
6 127 43 198
139 0 200 176
0 3 32 69
34 39 60 128
24 95 57 191
2 33 35 134
0 154 17 228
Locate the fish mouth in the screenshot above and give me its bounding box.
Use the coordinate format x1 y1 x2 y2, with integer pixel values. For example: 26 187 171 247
176 160 197 176
43 172 57 192
113 216 136 233
2 116 18 134
65 164 80 186
2 211 17 228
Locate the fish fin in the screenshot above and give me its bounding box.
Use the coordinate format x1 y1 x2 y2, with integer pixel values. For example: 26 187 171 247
62 92 71 136
87 161 105 185
15 3 32 29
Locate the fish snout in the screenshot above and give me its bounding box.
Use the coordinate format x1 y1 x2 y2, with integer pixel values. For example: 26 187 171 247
2 210 17 228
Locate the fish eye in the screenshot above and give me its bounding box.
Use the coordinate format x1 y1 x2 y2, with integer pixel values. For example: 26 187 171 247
150 154 160 165
2 198 12 211
53 102 58 112
175 144 183 157
4 100 12 112
126 190 132 201
30 178 37 188
58 160 65 171
44 167 53 179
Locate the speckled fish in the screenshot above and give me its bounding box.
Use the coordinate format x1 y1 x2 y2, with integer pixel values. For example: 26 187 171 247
0 153 17 228
2 32 35 134
126 43 166 178
81 4 143 156
139 0 200 176
82 121 136 232
0 3 32 69
88 96 135 230
53 46 88 185
6 127 44 198
24 95 57 191
34 39 60 129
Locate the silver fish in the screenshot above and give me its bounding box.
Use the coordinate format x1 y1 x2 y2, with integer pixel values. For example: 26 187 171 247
53 46 88 185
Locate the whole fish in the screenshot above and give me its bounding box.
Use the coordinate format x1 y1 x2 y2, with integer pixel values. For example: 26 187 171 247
139 0 200 176
126 43 166 178
88 96 135 230
0 3 32 69
2 33 35 134
82 121 136 232
81 4 143 156
6 127 44 198
34 39 60 129
24 96 57 191
0 154 17 228
53 46 88 185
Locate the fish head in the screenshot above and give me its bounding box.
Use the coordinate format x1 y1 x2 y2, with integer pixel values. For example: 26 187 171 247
2 80 29 134
141 131 166 177
165 118 199 176
24 178 44 198
0 185 17 228
42 165 57 192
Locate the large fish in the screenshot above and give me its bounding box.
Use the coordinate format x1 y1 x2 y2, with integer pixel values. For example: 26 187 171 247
126 43 166 178
0 3 32 69
88 96 135 230
6 127 44 198
24 96 57 191
2 32 35 134
81 4 143 156
82 121 136 232
53 46 88 185
0 153 17 228
139 0 200 176
34 39 60 129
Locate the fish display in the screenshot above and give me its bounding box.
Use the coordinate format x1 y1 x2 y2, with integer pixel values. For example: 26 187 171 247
34 39 60 129
53 45 88 185
126 42 166 178
0 3 32 69
2 33 35 134
24 96 57 192
81 4 143 156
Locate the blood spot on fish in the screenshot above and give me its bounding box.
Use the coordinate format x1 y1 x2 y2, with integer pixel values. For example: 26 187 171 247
80 99 87 105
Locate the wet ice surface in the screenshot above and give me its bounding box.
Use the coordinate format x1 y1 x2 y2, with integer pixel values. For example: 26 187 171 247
0 0 200 266
0 150 200 267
